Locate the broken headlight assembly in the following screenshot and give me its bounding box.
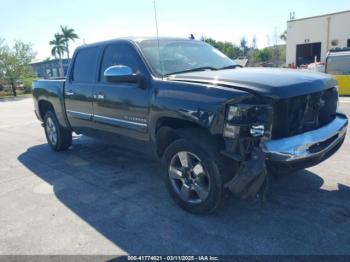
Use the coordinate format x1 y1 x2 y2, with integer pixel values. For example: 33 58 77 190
223 103 273 139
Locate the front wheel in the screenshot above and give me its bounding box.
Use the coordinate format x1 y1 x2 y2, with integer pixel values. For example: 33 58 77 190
44 111 72 151
162 139 224 214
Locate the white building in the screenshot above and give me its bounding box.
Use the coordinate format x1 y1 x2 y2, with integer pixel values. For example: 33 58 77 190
286 10 350 67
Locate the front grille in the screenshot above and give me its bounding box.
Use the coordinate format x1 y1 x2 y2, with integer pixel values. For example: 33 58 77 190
271 87 338 139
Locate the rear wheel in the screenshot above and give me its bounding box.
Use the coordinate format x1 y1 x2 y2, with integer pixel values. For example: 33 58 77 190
44 111 72 151
162 138 225 214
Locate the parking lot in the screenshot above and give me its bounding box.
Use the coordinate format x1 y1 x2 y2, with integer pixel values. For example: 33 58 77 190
0 97 350 255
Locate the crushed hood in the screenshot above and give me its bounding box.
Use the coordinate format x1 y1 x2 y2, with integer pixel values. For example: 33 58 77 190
168 68 337 99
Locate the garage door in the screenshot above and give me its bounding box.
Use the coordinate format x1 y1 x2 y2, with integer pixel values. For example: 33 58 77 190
296 42 321 67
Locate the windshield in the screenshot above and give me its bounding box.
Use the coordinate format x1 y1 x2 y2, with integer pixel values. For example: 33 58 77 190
326 55 350 75
138 39 237 76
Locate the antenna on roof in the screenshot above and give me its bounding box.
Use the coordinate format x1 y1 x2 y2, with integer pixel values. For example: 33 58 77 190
153 0 163 79
289 11 295 20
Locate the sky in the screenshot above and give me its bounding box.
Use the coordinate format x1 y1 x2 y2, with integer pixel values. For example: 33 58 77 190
1 0 349 61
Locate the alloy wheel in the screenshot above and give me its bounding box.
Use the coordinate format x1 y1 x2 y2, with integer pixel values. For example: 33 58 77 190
46 117 57 146
168 151 210 204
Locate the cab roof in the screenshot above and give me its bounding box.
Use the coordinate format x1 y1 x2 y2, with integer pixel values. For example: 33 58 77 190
76 37 195 50
328 48 350 57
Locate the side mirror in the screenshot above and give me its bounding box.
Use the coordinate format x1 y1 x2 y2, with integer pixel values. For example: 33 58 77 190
104 65 140 83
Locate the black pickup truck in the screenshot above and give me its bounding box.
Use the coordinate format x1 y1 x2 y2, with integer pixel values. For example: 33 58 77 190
33 37 348 214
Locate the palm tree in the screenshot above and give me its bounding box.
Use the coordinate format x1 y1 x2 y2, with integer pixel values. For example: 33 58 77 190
60 25 79 59
49 33 65 77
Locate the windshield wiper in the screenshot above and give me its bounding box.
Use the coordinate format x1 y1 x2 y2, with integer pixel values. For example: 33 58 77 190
165 66 218 76
217 64 242 70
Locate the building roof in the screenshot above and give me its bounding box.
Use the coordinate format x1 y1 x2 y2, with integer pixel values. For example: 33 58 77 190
31 58 71 66
287 10 350 23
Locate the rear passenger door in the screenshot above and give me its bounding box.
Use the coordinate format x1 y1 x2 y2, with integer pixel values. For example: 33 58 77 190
92 42 150 142
65 46 100 135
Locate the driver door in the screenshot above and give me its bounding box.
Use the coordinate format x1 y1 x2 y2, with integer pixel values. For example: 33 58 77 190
92 42 150 142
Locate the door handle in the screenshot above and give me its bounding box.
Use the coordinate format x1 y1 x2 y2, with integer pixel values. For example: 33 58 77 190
94 94 105 100
65 90 75 96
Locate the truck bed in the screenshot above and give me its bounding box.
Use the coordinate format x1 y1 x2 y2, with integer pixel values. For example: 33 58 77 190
32 79 65 92
32 79 69 129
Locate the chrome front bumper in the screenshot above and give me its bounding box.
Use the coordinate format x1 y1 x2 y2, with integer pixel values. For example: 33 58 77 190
262 113 348 163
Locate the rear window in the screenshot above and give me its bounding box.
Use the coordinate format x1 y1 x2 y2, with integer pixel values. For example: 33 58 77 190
72 47 99 82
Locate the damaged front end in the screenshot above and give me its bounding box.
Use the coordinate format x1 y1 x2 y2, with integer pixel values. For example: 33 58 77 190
221 98 273 199
221 87 347 200
224 141 268 199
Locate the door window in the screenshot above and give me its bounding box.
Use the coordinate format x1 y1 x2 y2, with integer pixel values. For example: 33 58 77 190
72 47 99 83
99 43 140 83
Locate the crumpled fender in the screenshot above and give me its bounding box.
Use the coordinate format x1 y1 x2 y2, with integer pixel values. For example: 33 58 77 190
224 146 267 199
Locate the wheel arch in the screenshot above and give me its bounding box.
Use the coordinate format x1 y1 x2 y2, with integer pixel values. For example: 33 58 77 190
154 117 225 158
38 100 55 120
37 98 72 130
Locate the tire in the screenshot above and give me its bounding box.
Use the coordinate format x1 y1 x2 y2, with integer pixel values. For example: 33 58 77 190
43 111 72 151
162 138 225 214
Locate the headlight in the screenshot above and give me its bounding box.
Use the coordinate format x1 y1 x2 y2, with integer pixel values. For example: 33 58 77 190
250 125 265 137
224 104 273 138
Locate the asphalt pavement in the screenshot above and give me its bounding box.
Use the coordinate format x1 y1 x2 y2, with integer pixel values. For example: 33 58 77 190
0 97 349 255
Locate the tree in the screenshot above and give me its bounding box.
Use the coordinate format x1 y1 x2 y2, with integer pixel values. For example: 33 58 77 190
60 25 79 59
272 28 281 66
239 37 249 57
222 42 240 59
254 48 272 62
50 33 66 77
251 35 257 50
203 38 240 59
0 38 8 89
280 30 287 42
0 40 36 96
246 36 258 66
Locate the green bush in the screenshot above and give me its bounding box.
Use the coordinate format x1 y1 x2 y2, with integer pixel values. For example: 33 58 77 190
24 86 32 94
22 77 34 94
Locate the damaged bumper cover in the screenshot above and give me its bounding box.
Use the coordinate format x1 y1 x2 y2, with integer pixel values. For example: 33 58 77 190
262 113 348 167
224 113 347 199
